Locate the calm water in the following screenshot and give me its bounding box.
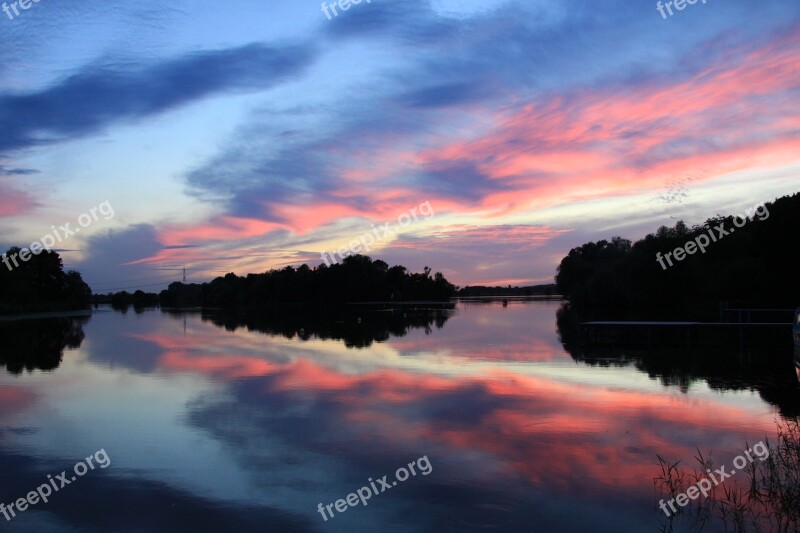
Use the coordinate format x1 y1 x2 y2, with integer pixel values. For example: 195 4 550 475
1 300 797 532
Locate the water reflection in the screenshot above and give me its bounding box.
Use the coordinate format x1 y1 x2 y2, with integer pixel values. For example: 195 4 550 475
0 302 795 531
557 304 800 418
191 302 454 348
0 316 89 374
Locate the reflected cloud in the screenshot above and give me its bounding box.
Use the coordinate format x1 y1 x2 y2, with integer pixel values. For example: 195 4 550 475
2 301 788 530
111 305 778 507
556 304 800 417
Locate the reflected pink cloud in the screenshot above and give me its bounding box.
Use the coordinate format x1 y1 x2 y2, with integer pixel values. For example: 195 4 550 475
384 300 570 361
130 326 778 496
0 386 37 420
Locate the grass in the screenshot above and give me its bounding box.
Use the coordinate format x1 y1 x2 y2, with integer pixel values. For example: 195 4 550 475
654 418 800 532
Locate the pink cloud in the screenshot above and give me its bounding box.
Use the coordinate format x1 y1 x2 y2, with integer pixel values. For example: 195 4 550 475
130 27 800 280
416 27 800 215
0 183 37 219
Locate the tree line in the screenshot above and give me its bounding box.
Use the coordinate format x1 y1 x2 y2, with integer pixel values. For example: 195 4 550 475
457 284 557 297
0 248 91 313
158 254 456 308
555 192 800 320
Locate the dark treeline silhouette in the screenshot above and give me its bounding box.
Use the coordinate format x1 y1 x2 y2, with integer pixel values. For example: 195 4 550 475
555 192 800 320
159 255 456 308
0 316 89 374
180 302 454 348
457 284 557 297
93 290 160 311
0 248 92 313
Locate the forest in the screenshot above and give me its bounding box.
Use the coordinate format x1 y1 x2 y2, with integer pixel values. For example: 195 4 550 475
0 248 92 313
158 254 456 308
555 192 800 320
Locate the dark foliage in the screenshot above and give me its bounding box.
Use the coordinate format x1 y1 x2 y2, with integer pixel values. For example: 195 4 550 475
94 290 161 311
655 419 800 532
457 284 557 297
158 255 456 308
0 248 92 313
555 192 800 320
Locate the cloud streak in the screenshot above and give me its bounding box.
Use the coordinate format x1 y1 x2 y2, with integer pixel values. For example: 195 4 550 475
0 42 316 153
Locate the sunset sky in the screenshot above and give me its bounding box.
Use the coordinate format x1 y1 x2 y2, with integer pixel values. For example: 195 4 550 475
1 0 799 291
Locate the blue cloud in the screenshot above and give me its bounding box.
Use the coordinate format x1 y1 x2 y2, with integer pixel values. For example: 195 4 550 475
0 42 317 153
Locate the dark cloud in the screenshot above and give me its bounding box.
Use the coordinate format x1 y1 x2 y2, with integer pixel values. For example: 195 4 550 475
0 165 39 175
183 0 789 217
322 0 460 44
0 42 317 153
72 224 174 292
400 82 491 108
421 162 514 202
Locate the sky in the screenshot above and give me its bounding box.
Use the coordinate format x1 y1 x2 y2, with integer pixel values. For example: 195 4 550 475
0 0 799 291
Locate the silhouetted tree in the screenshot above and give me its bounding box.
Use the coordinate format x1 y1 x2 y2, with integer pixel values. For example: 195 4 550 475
158 255 456 308
0 248 92 313
555 192 800 320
